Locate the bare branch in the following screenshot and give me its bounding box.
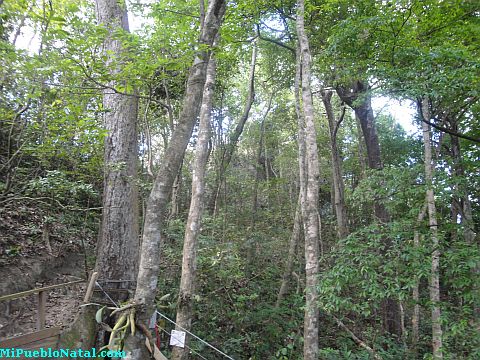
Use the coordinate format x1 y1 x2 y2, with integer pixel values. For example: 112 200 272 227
334 316 383 360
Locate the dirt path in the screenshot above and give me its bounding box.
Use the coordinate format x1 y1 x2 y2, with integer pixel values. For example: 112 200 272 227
0 254 87 339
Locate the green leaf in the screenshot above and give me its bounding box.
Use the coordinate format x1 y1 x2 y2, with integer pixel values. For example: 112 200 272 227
95 306 106 323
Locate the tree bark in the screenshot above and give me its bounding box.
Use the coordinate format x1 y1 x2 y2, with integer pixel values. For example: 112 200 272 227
336 80 401 337
336 81 382 170
171 56 216 360
321 90 349 239
127 2 226 358
412 202 427 354
61 0 138 349
296 2 321 359
355 115 367 181
336 81 387 223
94 0 139 297
275 196 302 308
420 99 443 359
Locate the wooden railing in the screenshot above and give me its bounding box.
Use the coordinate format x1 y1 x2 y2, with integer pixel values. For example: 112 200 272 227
0 279 85 331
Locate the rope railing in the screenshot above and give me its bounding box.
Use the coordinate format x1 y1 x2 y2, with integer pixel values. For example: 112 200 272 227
94 280 236 360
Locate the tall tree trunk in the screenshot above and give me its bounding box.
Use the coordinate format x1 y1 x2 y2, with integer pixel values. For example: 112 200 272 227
337 81 382 170
412 202 427 354
336 81 387 222
171 56 216 360
296 2 321 359
60 0 138 349
420 99 443 359
276 196 302 308
336 80 401 337
355 115 367 181
95 0 139 295
321 90 349 239
127 2 226 358
209 42 257 213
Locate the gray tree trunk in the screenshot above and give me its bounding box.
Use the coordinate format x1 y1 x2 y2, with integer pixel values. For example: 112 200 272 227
420 99 443 359
336 81 387 222
171 56 216 360
321 90 349 239
296 2 321 359
275 196 301 308
355 115 367 181
412 202 427 354
126 2 226 358
94 0 139 297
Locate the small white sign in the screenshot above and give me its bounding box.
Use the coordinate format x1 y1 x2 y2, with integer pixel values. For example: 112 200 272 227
170 330 186 348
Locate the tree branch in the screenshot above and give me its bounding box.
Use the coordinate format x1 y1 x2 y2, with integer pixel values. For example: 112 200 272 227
333 316 382 360
420 115 480 144
333 103 346 140
256 24 295 54
64 52 172 111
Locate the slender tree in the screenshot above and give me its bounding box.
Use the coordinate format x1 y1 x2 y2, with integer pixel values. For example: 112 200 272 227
336 80 401 336
128 1 226 358
172 55 216 360
420 98 443 359
296 1 321 358
321 90 349 239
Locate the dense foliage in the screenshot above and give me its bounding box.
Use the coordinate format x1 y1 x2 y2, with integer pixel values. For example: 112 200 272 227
1 0 478 358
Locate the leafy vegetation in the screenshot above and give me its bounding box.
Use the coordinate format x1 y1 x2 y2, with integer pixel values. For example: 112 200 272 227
1 0 478 359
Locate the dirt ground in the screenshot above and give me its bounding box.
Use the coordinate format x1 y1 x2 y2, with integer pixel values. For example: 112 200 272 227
0 274 86 339
0 202 95 340
0 247 89 340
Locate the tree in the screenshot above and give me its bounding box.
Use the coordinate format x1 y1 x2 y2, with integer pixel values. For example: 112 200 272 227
60 0 139 348
94 0 139 300
420 99 443 359
172 55 216 360
128 1 226 357
296 1 321 358
321 90 349 239
336 80 402 336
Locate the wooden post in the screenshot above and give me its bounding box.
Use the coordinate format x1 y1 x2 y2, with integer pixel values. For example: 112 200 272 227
83 271 98 303
37 291 47 330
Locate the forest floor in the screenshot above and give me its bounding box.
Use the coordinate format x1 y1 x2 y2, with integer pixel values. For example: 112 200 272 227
0 202 92 339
